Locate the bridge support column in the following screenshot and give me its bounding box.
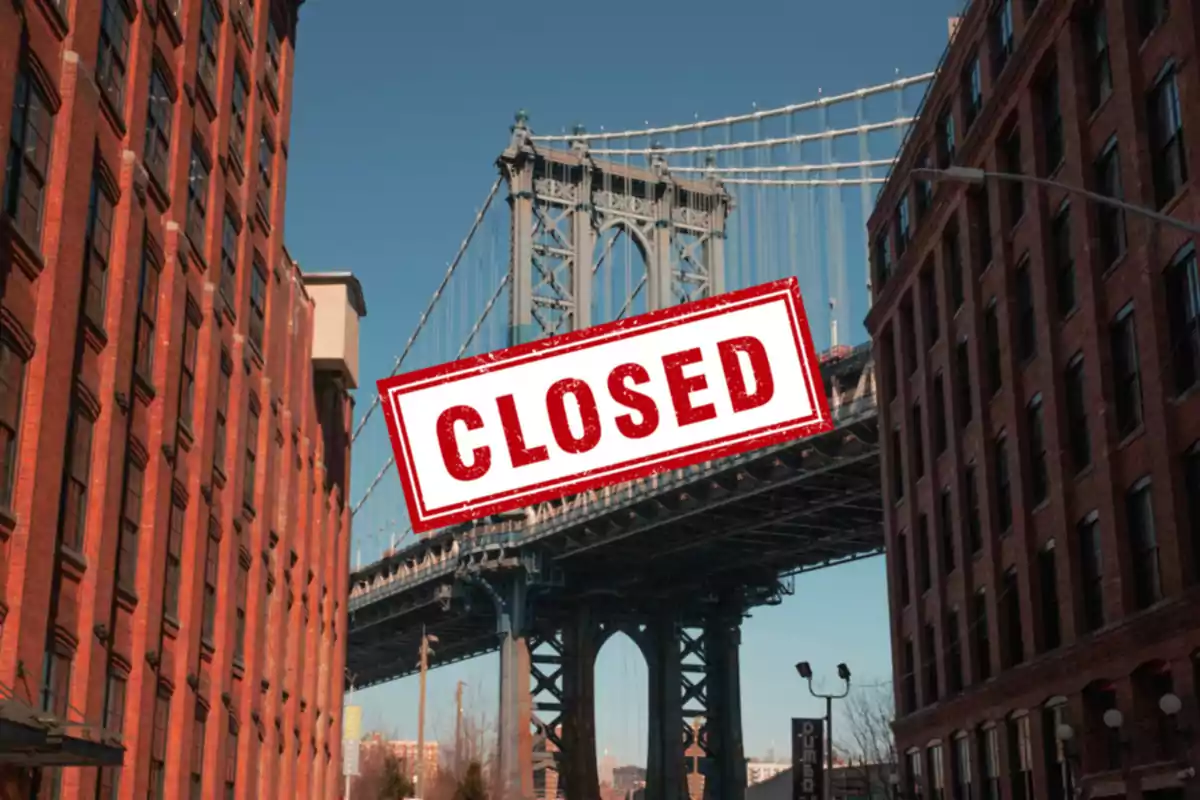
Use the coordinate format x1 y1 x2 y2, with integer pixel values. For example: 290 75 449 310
558 609 601 800
643 616 688 800
496 575 529 800
701 597 746 800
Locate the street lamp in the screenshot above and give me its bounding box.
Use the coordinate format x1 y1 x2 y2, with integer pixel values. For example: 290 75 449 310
909 165 1200 237
796 661 851 800
887 770 901 800
1054 723 1077 799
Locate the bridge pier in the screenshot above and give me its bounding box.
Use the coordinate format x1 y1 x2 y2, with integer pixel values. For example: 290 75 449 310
700 597 746 800
493 573 529 800
644 615 688 800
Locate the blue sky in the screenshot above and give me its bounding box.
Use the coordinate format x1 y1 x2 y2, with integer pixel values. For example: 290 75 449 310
284 0 964 767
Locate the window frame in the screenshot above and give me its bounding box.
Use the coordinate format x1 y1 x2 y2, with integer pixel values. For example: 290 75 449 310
96 0 132 115
0 335 28 510
5 60 56 247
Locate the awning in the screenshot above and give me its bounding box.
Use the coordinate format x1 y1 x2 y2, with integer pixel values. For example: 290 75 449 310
0 698 124 767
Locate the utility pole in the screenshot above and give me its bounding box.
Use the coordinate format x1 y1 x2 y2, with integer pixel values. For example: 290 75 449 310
455 681 465 776
416 627 438 798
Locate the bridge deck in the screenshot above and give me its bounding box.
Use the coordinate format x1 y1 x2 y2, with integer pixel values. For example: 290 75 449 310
346 346 881 688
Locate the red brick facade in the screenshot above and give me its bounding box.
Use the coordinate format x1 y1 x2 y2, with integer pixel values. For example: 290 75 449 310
0 1 353 798
866 0 1200 798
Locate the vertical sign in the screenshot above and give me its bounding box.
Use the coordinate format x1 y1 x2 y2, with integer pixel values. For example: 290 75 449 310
344 705 362 777
792 717 824 800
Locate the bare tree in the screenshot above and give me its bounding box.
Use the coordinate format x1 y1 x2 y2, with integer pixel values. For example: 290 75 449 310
841 682 898 797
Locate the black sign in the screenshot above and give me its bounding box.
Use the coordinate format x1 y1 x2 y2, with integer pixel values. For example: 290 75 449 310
791 717 824 800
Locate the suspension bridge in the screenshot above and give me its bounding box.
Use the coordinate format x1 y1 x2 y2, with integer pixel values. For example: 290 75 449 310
345 69 932 800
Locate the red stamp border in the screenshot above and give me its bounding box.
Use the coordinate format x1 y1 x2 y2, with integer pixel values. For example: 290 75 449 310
377 277 833 533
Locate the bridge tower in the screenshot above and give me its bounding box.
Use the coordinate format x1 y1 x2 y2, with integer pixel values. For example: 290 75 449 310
489 115 744 800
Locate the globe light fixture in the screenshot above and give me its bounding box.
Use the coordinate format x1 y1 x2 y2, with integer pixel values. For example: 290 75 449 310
1103 709 1124 729
1055 723 1075 742
1159 693 1183 716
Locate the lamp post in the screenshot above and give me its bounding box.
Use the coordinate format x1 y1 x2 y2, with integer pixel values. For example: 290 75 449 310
796 661 852 800
909 166 1200 238
887 770 901 800
1053 722 1078 799
417 628 439 798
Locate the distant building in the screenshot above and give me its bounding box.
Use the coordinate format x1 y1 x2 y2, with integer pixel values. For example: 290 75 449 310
746 761 790 786
613 764 646 793
361 735 440 780
745 763 896 800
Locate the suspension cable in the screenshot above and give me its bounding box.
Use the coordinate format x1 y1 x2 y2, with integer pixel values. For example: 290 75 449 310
529 73 933 142
351 176 503 444
671 158 896 174
588 117 913 157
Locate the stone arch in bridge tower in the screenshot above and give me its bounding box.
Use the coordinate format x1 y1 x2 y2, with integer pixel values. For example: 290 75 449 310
498 116 731 345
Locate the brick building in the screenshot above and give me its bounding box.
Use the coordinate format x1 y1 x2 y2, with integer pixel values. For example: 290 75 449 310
0 0 364 799
865 0 1200 798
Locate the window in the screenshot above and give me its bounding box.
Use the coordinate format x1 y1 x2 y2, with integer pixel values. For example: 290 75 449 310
1078 512 1104 632
903 640 918 714
1008 714 1034 800
144 68 173 190
1026 395 1048 506
179 311 199 431
1166 247 1200 395
965 465 982 555
1064 354 1091 472
929 743 946 800
1127 478 1160 609
61 408 94 551
1082 2 1112 110
191 706 207 800
906 748 924 800
970 187 992 267
202 533 219 643
883 329 897 400
197 0 220 98
972 588 991 681
956 339 973 426
230 68 250 169
96 0 131 113
1188 445 1200 582
916 156 933 220
149 690 170 800
83 173 116 328
933 373 947 455
1015 258 1036 361
1148 66 1187 207
249 260 268 353
1041 68 1063 172
939 487 955 574
979 725 1000 800
1002 567 1023 666
902 297 918 376
921 263 939 346
117 460 143 591
41 648 71 717
265 16 282 99
220 213 239 311
1043 702 1071 800
938 108 956 168
1110 304 1142 437
984 300 1001 395
918 514 931 594
244 401 260 509
946 611 963 693
226 718 240 798
5 61 55 246
912 401 925 480
898 531 911 607
922 623 938 703
98 671 127 799
1139 0 1168 39
953 734 971 799
1051 204 1075 316
963 54 983 127
135 237 161 379
257 129 274 218
1039 543 1061 651
214 356 231 474
0 338 26 509
234 561 248 664
164 502 183 620
944 224 963 311
1094 138 1126 268
1083 683 1120 772
187 141 211 254
994 434 1011 533
1001 127 1024 224
892 427 905 502
873 231 892 290
990 0 1014 76
896 196 911 258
